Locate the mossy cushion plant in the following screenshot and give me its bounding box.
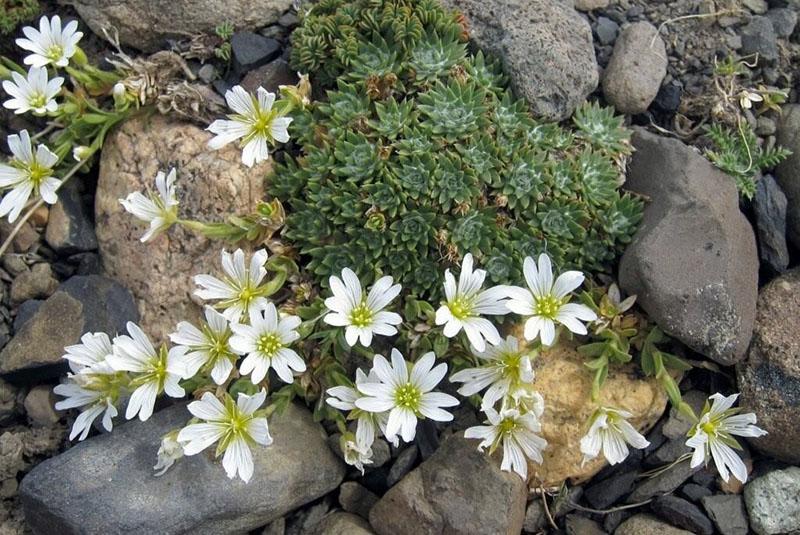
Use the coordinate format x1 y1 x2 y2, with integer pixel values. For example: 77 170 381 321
271 0 642 300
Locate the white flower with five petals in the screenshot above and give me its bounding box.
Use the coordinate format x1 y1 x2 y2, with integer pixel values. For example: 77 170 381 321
16 15 83 68
323 268 402 348
2 67 63 115
194 248 273 321
579 406 649 466
177 390 272 483
0 130 60 222
169 306 238 385
207 85 292 167
505 254 597 346
119 168 179 242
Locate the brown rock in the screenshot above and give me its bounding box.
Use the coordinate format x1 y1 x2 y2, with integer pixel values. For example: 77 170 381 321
615 514 693 535
10 264 58 304
240 59 298 93
317 512 374 535
23 386 59 427
95 114 269 339
369 435 526 535
737 268 800 463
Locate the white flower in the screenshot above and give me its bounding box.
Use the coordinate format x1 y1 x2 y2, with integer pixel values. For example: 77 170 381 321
738 90 763 110
169 306 238 385
229 302 305 384
0 130 60 222
2 67 63 115
153 431 185 476
505 254 597 346
342 437 373 474
207 85 292 167
119 168 179 242
62 332 113 374
107 322 189 421
686 393 767 484
177 390 272 483
580 406 649 466
435 253 509 352
464 406 547 479
323 268 402 348
450 336 535 410
194 248 273 321
355 349 459 443
54 381 119 441
72 145 91 162
16 15 83 68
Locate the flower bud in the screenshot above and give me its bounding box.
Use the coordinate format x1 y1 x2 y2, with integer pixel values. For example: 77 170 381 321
112 82 127 107
72 145 92 162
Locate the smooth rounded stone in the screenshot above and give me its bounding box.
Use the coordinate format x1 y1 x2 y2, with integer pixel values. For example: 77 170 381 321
766 8 798 37
650 495 713 535
70 0 294 52
701 494 748 535
339 481 379 520
753 175 790 273
240 59 298 93
440 0 598 121
44 180 98 255
9 263 58 304
737 268 800 463
19 402 345 535
316 512 374 535
0 275 138 380
619 129 758 366
368 435 526 535
565 514 605 535
95 114 269 340
230 32 281 78
574 0 610 10
23 386 59 427
744 467 800 535
740 16 779 62
584 470 637 510
775 104 800 249
523 500 546 533
614 514 693 535
681 483 713 502
512 331 666 486
595 17 620 46
602 22 667 114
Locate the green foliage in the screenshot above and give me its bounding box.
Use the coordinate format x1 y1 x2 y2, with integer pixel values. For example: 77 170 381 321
704 122 791 200
0 0 39 35
276 0 642 299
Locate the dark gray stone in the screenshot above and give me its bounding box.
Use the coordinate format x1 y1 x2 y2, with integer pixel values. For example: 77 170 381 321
316 512 373 535
386 445 418 487
523 500 547 533
0 275 138 381
240 59 297 93
564 514 605 535
20 402 345 534
619 129 759 365
737 268 800 463
197 63 216 84
753 174 790 273
701 494 748 535
627 459 698 503
231 32 281 78
584 471 636 509
744 467 800 535
440 0 598 121
12 300 42 332
339 481 379 520
653 83 682 114
44 180 98 254
740 16 779 62
775 104 800 249
766 7 798 37
651 495 713 535
645 438 690 467
680 483 713 502
595 16 619 46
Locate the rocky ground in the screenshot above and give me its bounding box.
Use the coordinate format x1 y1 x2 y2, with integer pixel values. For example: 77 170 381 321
1 0 800 534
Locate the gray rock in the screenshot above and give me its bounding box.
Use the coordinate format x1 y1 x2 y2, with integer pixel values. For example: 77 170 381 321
574 0 610 10
316 512 373 535
13 300 42 331
766 8 798 37
653 83 682 114
744 0 769 13
369 435 526 535
262 517 285 535
240 59 298 93
230 32 281 79
0 379 20 425
387 445 418 487
523 500 547 533
70 0 294 52
197 63 217 84
615 514 693 535
619 129 758 365
10 263 58 304
602 22 667 114
19 402 345 534
645 438 690 467
681 483 713 502
339 481 379 520
440 0 598 121
595 17 620 46
662 390 706 439
744 467 800 535
44 180 97 254
775 104 800 249
737 268 800 463
23 386 59 427
565 514 605 535
740 16 779 62
627 459 698 503
701 494 748 535
756 116 777 136
584 471 637 509
651 495 713 535
0 275 138 380
753 175 790 273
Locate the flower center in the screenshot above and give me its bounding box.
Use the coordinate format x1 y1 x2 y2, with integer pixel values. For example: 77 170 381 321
349 301 373 327
256 333 282 356
394 383 421 411
534 295 561 319
448 296 473 320
28 92 47 109
498 417 519 435
701 421 717 436
237 285 255 307
46 44 64 61
27 162 51 187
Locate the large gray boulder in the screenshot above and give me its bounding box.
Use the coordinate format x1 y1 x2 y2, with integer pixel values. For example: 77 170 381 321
775 104 800 249
440 0 598 121
619 129 758 365
744 467 800 535
68 0 294 52
19 402 345 534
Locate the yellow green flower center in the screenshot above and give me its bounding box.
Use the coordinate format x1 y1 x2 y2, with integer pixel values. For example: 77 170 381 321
349 301 373 327
28 92 47 109
534 295 561 319
256 333 282 356
24 161 51 188
448 296 473 320
701 421 717 435
498 417 519 435
218 404 253 450
394 383 421 411
46 45 64 61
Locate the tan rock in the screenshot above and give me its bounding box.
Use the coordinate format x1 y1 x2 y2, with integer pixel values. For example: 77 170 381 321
615 513 693 535
95 114 269 340
510 326 667 486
